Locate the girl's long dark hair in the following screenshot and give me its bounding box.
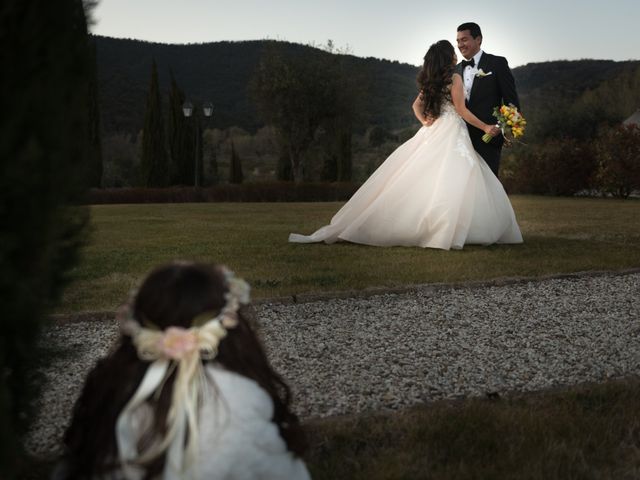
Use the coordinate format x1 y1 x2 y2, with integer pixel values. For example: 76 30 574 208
61 262 306 479
416 40 455 119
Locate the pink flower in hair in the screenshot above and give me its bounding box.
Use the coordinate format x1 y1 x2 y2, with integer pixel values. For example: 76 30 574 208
158 327 198 360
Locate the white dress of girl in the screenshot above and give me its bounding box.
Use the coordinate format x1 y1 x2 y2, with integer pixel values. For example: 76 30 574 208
110 365 311 480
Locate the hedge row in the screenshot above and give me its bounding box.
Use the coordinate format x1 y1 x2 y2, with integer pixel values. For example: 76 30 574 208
87 182 360 204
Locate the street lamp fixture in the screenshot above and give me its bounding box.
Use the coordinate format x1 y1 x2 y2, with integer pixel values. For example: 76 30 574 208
182 100 212 187
182 101 194 118
203 102 214 118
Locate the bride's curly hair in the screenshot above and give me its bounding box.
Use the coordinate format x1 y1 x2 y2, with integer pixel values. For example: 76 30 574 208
416 40 455 119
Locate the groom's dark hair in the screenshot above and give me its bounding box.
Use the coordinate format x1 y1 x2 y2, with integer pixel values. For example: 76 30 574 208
457 22 482 39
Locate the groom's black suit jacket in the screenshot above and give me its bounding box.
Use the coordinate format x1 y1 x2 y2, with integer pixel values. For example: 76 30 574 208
456 52 520 176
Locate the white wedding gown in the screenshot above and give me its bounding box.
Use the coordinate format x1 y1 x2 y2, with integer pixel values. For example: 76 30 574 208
289 102 523 250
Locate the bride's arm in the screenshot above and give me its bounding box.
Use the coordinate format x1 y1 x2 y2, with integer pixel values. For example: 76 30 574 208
412 92 434 126
451 74 498 136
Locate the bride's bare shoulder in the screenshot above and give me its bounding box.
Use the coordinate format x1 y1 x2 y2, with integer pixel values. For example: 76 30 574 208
450 73 463 87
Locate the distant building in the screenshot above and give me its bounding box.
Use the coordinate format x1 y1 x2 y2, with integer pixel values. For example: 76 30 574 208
623 109 640 126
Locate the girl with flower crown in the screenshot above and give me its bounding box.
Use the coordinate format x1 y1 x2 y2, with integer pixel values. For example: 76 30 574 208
55 262 310 480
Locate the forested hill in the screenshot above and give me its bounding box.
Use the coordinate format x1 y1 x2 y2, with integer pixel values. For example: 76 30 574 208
95 35 418 134
95 35 640 136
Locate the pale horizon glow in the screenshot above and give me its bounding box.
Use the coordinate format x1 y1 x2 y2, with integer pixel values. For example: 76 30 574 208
91 0 639 67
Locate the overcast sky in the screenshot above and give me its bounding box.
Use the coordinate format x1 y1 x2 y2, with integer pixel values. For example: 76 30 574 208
91 0 639 67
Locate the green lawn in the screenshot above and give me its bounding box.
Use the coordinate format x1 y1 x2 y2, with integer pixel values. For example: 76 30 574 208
30 195 640 478
21 378 640 479
59 196 640 313
305 378 640 479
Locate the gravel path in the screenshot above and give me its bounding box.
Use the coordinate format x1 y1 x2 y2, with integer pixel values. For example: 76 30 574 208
26 272 640 457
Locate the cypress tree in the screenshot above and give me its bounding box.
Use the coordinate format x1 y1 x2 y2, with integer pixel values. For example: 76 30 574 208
86 38 103 187
209 147 220 185
321 120 352 182
229 141 244 184
276 141 293 181
183 111 197 186
336 124 353 181
168 70 189 185
170 95 202 187
0 0 91 474
141 59 169 187
195 114 204 187
320 55 355 183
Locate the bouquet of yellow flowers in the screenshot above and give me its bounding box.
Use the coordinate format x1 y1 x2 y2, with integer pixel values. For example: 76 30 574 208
482 103 526 143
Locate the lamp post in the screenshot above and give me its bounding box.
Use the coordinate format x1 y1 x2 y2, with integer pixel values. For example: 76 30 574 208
182 100 213 187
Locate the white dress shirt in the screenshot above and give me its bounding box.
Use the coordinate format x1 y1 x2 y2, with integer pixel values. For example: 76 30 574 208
463 50 484 101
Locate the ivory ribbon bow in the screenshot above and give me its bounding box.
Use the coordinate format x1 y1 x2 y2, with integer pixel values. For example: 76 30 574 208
116 318 230 479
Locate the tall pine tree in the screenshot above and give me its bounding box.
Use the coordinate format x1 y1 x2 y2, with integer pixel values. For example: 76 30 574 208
229 141 244 184
168 70 189 185
0 0 92 475
209 147 220 185
320 53 358 182
195 113 204 186
86 37 103 187
321 117 353 182
141 59 169 187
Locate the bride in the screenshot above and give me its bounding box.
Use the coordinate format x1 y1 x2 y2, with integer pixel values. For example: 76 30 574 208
289 40 523 250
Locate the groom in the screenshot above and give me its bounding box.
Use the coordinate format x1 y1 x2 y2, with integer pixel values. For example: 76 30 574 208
456 22 520 178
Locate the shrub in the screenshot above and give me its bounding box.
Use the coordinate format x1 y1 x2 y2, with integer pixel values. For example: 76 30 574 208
102 132 140 188
595 125 640 198
229 141 244 184
396 125 421 143
366 125 398 147
87 182 361 204
502 139 598 196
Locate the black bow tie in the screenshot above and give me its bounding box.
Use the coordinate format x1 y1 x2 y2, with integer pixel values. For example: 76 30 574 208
461 58 475 69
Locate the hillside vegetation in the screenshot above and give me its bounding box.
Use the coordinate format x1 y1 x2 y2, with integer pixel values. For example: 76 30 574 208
95 36 640 195
95 36 640 137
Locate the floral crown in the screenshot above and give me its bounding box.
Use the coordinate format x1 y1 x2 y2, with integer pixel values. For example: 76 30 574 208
115 266 251 479
117 266 251 361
